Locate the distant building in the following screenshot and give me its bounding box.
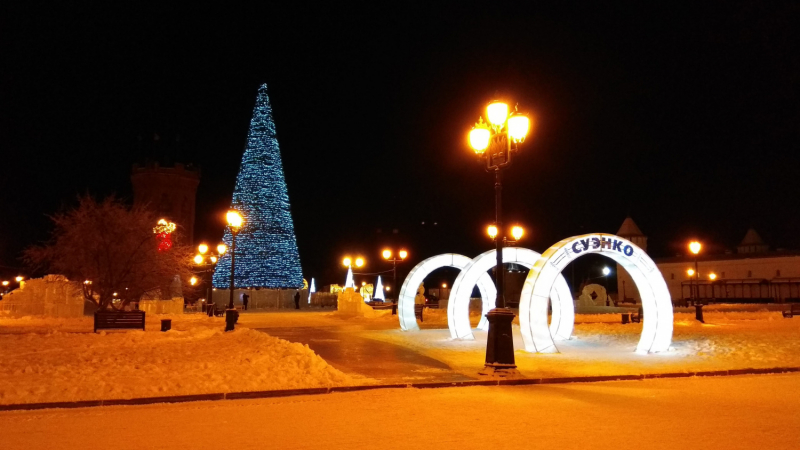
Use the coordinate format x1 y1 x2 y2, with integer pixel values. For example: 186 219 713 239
131 161 200 244
616 218 800 304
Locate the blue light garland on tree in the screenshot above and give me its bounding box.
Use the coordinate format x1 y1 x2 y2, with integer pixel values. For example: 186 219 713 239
213 84 304 289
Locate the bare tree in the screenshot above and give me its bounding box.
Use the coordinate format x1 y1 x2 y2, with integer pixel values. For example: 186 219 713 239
25 196 196 311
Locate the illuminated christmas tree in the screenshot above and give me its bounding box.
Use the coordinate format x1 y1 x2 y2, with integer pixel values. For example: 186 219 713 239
213 84 303 289
373 276 385 300
344 266 354 289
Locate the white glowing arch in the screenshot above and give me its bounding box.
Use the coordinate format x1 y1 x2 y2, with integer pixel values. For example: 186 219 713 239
520 234 673 354
448 247 574 341
398 254 495 331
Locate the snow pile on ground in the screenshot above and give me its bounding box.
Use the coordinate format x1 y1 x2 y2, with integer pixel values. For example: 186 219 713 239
0 314 357 405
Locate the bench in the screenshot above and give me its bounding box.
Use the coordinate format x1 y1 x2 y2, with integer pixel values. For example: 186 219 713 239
783 304 800 318
94 310 145 333
414 304 424 322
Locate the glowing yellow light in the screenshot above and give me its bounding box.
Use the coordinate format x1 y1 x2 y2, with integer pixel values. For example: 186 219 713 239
84 280 91 285
210 256 217 263
15 276 23 283
355 257 365 268
399 250 408 259
386 286 391 291
217 244 227 255
687 269 695 276
113 292 118 297
487 225 498 239
361 281 366 286
442 283 447 288
469 127 490 154
709 273 717 280
194 255 204 264
689 241 701 255
198 244 209 254
487 101 509 127
511 226 524 241
190 277 198 285
508 114 530 141
343 257 352 267
226 211 243 228
382 249 392 259
2 281 8 286
153 219 176 235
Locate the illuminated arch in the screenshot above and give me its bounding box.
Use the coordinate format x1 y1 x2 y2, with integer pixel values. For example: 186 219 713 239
398 254 495 331
448 247 573 340
520 234 673 354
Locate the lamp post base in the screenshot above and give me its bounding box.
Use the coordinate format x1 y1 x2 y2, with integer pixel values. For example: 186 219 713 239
483 307 517 369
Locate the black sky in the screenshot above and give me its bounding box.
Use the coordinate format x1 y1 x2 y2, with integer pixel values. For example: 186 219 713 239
2 2 799 285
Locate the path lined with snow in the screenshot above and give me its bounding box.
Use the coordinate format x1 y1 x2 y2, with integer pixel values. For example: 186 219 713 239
2 374 798 449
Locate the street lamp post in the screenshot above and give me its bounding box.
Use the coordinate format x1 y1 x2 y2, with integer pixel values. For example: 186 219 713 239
225 211 243 331
469 100 530 371
689 241 703 323
382 248 408 302
193 242 226 313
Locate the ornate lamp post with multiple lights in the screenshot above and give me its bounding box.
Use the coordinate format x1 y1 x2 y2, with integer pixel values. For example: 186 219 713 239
225 211 243 331
382 249 408 300
193 242 226 312
468 100 530 371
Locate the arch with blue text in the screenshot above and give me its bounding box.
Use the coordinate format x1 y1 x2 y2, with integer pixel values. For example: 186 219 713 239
520 234 673 354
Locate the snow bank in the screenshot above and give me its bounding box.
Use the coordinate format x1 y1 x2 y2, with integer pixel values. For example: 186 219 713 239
0 314 357 405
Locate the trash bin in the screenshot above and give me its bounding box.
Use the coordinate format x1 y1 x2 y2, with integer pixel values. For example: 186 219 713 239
621 313 630 324
161 319 171 332
695 304 704 323
225 309 239 332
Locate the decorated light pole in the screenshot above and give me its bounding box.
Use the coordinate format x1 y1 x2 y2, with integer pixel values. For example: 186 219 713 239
468 100 530 371
193 242 226 312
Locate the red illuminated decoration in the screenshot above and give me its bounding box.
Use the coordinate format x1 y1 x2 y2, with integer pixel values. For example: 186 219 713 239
153 219 177 252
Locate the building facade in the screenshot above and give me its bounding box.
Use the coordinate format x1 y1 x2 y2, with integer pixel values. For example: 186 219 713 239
616 219 800 304
131 161 200 244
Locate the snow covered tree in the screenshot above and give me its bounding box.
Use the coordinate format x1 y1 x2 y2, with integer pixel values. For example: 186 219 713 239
24 196 195 310
213 83 304 289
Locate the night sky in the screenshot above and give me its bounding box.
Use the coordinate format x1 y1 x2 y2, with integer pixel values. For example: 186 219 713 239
2 2 799 287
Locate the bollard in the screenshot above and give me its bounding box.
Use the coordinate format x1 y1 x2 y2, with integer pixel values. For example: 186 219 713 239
225 309 239 332
161 319 171 332
391 301 398 316
695 304 704 323
621 313 630 324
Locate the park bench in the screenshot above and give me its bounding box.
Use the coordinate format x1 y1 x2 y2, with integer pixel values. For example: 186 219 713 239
94 310 145 333
414 304 424 322
783 304 800 318
369 302 394 310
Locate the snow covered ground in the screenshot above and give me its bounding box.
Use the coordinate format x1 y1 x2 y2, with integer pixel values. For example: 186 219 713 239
1 305 798 405
0 314 357 405
2 373 799 449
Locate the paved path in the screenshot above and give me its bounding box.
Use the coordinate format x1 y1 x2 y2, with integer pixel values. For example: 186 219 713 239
257 326 474 383
4 374 798 449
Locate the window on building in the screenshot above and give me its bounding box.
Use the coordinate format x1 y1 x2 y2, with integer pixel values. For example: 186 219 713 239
747 270 752 278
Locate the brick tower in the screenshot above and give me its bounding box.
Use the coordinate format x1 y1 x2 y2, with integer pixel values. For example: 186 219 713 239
131 161 201 244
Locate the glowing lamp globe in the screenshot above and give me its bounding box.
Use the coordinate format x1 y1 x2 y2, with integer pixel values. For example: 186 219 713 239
709 273 717 280
687 269 695 276
511 226 524 241
217 244 227 255
194 255 204 264
210 256 217 263
226 211 243 228
469 128 490 154
487 101 509 127
355 257 365 268
508 115 530 141
399 250 408 259
487 225 498 239
2 281 8 286
190 277 198 286
689 241 701 255
198 244 209 254
15 276 23 283
602 267 611 276
343 257 352 267
383 250 392 259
